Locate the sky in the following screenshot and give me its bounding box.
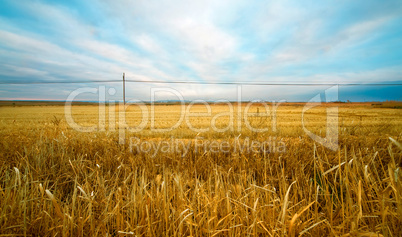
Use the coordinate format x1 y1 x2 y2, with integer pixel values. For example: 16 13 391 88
0 0 401 102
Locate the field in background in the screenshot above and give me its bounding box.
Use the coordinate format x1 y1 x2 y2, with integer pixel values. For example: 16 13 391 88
0 103 401 236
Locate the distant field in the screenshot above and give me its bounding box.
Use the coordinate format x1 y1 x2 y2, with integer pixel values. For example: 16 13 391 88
0 103 401 236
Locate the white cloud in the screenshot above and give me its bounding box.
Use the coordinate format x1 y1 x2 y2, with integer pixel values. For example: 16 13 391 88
0 64 49 78
131 34 164 55
0 0 401 101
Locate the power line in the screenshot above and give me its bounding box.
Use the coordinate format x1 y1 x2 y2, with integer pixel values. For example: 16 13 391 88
0 80 120 84
125 80 402 86
1 79 402 86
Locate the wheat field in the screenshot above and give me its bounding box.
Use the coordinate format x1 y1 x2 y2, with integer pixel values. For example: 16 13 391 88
0 102 401 236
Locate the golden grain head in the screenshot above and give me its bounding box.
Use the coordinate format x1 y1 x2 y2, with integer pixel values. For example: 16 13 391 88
0 103 401 236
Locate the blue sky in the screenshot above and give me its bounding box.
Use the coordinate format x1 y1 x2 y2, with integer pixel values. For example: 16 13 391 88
0 0 401 101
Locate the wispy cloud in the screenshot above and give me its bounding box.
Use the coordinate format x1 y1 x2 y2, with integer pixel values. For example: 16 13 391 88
0 0 401 101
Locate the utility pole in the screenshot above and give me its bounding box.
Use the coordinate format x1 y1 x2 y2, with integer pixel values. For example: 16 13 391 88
122 72 126 107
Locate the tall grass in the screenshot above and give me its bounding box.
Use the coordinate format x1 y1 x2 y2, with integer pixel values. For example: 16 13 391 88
0 104 401 236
